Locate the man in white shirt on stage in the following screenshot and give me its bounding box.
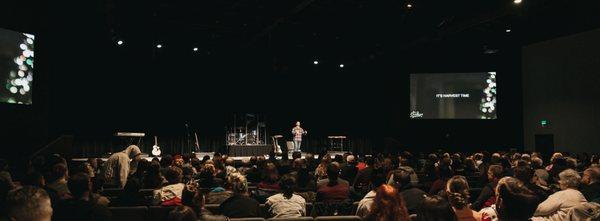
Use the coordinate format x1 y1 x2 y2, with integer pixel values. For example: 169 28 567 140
291 121 307 152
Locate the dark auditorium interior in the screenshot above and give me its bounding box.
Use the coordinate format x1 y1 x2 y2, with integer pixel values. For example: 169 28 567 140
1 0 600 221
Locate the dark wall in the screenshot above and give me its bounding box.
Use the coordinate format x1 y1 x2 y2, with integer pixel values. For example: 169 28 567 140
0 0 526 159
523 28 600 154
0 0 49 157
385 41 523 153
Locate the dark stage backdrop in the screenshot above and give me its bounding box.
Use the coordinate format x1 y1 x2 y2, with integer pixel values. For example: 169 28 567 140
523 28 600 154
0 0 526 159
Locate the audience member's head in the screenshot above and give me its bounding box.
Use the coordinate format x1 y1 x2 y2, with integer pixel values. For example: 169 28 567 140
393 168 412 190
370 168 387 190
201 155 211 164
47 163 68 183
165 166 183 185
292 151 302 160
167 205 198 221
228 173 248 195
123 176 143 194
513 165 534 184
292 158 305 169
446 175 470 210
531 157 543 169
438 163 454 180
416 195 455 221
161 155 174 168
533 169 550 187
279 174 296 199
366 184 409 221
365 156 375 167
326 163 340 185
22 171 46 187
488 164 503 181
346 155 356 164
6 186 53 221
495 177 539 221
558 169 580 190
334 155 344 164
550 152 563 164
582 166 600 185
225 158 234 167
68 173 91 199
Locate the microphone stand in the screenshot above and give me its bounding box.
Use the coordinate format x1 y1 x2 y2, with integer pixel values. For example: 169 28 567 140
184 122 191 154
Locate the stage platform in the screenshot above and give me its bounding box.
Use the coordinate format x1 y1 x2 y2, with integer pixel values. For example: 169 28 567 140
71 151 347 162
227 144 271 157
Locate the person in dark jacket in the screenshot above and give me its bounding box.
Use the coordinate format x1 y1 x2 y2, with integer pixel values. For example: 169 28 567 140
580 166 600 201
219 173 260 218
513 165 550 202
53 173 112 221
353 157 375 193
393 168 426 214
340 155 358 186
472 164 503 211
111 177 147 206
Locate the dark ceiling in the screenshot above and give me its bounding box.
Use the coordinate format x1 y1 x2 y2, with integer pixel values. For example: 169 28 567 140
99 0 600 60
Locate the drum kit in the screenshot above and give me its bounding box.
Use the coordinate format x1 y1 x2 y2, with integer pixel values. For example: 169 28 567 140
226 114 267 146
227 127 263 145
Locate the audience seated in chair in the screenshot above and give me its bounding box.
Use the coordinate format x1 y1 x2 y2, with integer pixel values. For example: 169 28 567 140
472 165 503 211
340 155 358 186
4 149 600 221
415 195 456 221
513 165 550 202
317 163 350 203
363 184 409 221
153 166 185 206
490 177 540 221
392 168 426 214
580 165 600 201
53 173 112 221
112 177 147 206
355 168 386 218
220 172 261 218
446 175 489 221
532 169 587 221
168 205 198 221
5 186 53 221
265 174 306 218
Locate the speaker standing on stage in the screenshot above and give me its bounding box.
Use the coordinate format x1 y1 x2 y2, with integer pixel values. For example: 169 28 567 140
292 121 307 152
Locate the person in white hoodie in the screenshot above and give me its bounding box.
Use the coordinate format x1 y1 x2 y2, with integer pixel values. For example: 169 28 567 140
102 145 142 188
532 169 587 221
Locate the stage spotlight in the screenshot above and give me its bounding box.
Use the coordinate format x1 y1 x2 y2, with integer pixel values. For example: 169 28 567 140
313 60 319 65
505 29 511 33
339 64 344 68
406 3 413 8
513 0 522 4
117 40 124 45
156 44 162 49
193 47 199 51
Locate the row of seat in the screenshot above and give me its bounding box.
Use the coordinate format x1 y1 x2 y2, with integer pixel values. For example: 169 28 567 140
108 206 362 221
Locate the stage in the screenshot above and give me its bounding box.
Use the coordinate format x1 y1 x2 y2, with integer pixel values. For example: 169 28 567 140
71 151 347 162
227 144 272 157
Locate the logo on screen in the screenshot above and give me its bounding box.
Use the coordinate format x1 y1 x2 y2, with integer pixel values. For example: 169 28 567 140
410 111 424 119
